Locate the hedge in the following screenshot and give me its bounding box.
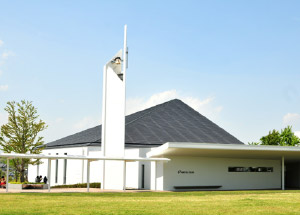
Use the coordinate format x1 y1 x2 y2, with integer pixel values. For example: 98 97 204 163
51 182 101 189
9 182 45 185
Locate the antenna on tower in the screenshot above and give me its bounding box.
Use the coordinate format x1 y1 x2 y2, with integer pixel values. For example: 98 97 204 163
123 25 128 72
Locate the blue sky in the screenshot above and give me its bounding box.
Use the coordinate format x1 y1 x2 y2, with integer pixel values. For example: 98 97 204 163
0 0 300 144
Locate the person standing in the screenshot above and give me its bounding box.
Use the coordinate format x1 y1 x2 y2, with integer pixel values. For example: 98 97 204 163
43 176 48 184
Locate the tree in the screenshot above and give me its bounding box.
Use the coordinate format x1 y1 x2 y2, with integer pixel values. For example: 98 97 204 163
260 129 281 145
248 142 260 145
280 126 300 146
0 100 47 182
248 126 300 146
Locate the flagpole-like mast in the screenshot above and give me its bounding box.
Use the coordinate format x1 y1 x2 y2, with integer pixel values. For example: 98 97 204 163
123 25 128 80
122 25 127 157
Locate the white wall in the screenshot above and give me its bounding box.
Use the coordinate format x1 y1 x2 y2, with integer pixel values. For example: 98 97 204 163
124 147 152 190
125 148 139 189
163 156 281 191
150 161 164 191
28 147 103 187
88 147 103 185
29 148 283 191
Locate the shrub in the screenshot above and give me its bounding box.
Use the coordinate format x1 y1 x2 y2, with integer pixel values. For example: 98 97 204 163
9 182 45 184
51 183 101 189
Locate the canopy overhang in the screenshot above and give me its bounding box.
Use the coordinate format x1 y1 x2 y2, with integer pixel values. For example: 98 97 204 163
0 153 170 162
147 142 300 162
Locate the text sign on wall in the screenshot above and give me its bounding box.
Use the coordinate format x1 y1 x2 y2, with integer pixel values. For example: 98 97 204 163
178 170 194 174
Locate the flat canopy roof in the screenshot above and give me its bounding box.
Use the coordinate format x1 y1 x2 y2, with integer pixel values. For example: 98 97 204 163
0 153 170 162
147 142 300 162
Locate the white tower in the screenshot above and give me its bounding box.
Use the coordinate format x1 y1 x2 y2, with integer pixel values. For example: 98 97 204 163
101 25 128 190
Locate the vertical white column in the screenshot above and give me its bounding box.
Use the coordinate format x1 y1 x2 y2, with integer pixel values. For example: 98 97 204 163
102 160 105 190
82 149 85 183
101 25 128 190
155 161 164 191
282 156 285 190
6 158 9 193
123 161 126 191
87 160 90 192
155 161 157 191
47 159 51 192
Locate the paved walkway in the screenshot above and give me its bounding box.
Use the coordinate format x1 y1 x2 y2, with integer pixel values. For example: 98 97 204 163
0 188 159 193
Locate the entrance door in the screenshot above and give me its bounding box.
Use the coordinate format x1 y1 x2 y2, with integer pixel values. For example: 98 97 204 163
285 162 300 189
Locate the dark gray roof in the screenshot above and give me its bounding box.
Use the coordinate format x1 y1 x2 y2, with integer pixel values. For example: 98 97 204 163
46 99 243 149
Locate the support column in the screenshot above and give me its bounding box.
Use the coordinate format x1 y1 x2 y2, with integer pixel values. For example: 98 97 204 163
123 161 126 191
47 159 51 192
87 160 90 192
6 158 9 193
154 161 157 191
282 156 285 190
101 160 105 190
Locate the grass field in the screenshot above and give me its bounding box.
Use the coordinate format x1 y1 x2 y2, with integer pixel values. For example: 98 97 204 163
1 190 300 215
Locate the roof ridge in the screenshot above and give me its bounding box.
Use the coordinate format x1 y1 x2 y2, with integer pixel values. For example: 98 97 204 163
125 99 176 127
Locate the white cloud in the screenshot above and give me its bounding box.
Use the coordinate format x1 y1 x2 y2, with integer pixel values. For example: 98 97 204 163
295 131 300 138
126 90 177 114
126 90 223 120
73 116 100 131
0 40 3 47
214 106 223 113
55 117 64 123
283 113 300 126
59 99 65 104
0 85 8 91
1 51 15 59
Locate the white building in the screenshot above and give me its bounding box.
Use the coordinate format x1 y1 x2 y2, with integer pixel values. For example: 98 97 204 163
28 99 300 191
26 26 300 191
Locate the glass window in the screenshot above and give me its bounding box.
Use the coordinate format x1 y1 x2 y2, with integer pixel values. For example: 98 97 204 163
228 166 273 172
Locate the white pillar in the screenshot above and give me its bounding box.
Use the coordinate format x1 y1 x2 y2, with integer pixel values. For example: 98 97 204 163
6 158 9 193
101 160 105 190
282 156 285 190
154 161 157 191
87 160 90 192
123 161 126 191
47 159 51 192
82 149 85 183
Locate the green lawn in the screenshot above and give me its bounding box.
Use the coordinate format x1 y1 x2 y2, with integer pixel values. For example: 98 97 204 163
1 190 300 215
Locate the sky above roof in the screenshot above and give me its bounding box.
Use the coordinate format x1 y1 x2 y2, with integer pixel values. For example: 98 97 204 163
0 0 300 144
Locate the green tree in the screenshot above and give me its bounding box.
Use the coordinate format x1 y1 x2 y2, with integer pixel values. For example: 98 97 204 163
280 126 300 146
0 100 47 182
249 126 300 146
260 129 281 145
248 142 260 145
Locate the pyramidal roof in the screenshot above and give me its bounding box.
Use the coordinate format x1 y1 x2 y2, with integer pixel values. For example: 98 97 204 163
46 99 243 149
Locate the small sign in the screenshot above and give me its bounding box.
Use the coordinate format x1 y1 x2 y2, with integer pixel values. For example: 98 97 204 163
178 170 194 174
